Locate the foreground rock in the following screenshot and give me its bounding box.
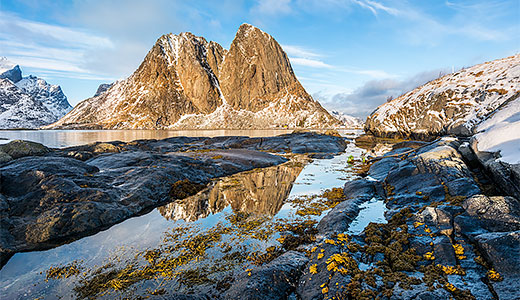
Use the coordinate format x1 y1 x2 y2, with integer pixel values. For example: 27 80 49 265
289 137 518 299
224 251 308 299
0 132 347 268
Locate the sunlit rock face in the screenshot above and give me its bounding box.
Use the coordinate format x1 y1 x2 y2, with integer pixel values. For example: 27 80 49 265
158 160 305 222
49 24 340 130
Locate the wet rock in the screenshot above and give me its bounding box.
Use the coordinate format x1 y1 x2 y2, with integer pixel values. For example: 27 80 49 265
296 137 505 300
317 180 376 235
0 140 49 159
432 235 457 266
224 251 308 300
463 195 520 232
0 149 286 268
474 231 520 299
392 283 451 299
296 243 341 300
392 140 429 151
65 150 93 161
475 231 520 275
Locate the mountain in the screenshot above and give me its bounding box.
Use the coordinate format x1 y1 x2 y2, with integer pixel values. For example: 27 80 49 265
49 24 341 129
365 54 520 138
0 79 57 128
0 58 72 129
15 76 71 119
329 110 363 128
0 57 21 83
93 83 113 97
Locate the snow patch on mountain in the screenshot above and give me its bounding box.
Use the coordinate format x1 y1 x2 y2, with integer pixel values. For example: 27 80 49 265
15 76 72 118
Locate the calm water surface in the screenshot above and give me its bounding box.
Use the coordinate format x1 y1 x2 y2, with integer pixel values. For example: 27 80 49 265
0 129 360 148
0 129 383 299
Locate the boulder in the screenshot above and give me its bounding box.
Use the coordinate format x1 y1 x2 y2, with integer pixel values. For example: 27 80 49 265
0 140 49 159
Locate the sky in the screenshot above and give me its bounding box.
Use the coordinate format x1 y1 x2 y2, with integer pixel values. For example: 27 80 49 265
0 0 518 118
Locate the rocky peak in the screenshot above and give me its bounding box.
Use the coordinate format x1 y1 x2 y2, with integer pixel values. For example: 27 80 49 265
0 59 72 128
93 83 114 97
220 23 300 112
0 57 22 83
50 25 340 129
15 75 71 118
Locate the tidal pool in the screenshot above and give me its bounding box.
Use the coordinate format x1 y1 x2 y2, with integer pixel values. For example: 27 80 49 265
0 131 387 299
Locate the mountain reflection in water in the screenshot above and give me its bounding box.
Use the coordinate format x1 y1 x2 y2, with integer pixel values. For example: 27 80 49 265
158 160 305 222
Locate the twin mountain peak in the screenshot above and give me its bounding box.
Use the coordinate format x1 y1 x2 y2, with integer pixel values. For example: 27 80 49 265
51 24 342 129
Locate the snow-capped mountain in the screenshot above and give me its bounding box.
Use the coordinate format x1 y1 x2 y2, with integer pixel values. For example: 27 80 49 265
49 24 341 129
15 76 71 119
365 54 520 138
0 57 72 129
329 110 363 128
0 79 57 128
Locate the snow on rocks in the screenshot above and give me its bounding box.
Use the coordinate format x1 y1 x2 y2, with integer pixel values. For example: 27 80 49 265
365 54 520 138
474 97 520 164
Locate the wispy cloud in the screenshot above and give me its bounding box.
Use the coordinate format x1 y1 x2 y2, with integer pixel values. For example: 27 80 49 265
251 0 292 15
290 57 335 68
351 0 400 16
0 11 114 80
282 44 322 58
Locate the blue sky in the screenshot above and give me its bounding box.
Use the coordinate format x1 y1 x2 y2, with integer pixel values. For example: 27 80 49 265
1 0 518 117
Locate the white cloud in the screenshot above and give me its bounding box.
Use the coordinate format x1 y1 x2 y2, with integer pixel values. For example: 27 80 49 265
317 68 452 118
289 57 334 69
351 0 401 16
282 44 322 58
0 12 114 80
252 0 292 15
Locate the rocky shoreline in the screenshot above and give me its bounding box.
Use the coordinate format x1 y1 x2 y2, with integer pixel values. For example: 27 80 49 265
1 132 518 299
0 132 348 268
221 137 519 300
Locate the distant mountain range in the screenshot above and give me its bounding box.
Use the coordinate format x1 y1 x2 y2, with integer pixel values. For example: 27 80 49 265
50 24 343 130
365 54 520 138
0 57 72 129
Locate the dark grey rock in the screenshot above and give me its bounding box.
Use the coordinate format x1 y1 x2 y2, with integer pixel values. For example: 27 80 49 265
463 195 520 232
0 65 22 83
475 231 520 299
224 251 308 300
93 83 113 97
318 179 376 235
